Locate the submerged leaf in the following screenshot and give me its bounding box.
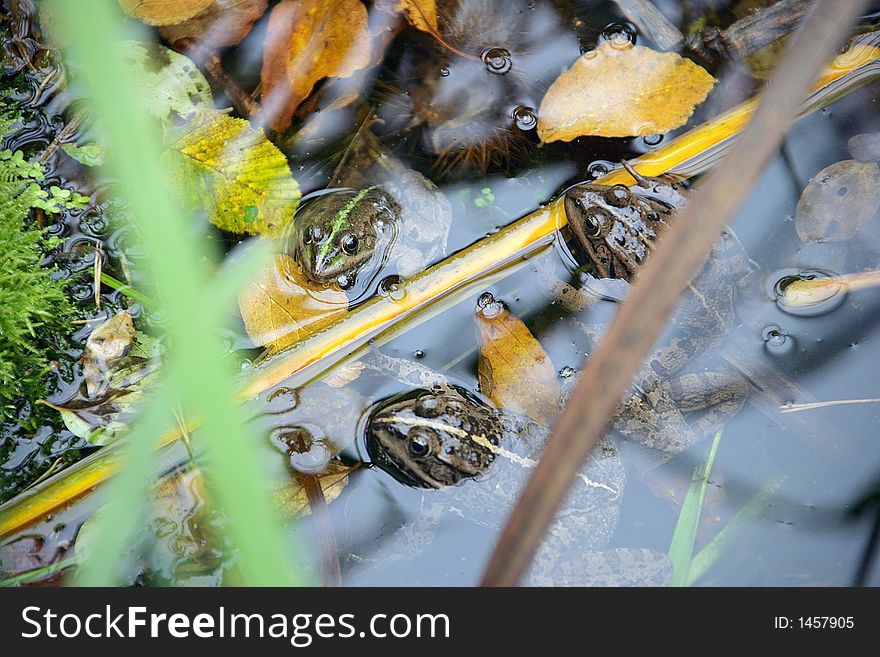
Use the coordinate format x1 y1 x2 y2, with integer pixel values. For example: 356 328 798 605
82 310 137 397
163 112 301 235
61 142 105 167
118 0 213 26
261 0 373 131
537 42 715 142
796 159 880 243
272 460 358 519
474 299 560 425
120 42 213 126
237 255 348 352
158 0 268 47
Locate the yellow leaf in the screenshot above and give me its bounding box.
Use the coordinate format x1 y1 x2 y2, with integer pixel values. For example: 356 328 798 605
117 0 213 26
537 42 716 142
475 300 560 425
272 460 358 519
162 112 301 235
396 0 438 33
795 159 880 243
237 255 348 352
261 0 373 132
159 0 268 47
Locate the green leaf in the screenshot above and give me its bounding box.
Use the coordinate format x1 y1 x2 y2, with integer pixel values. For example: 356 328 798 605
162 112 301 235
119 41 213 126
61 142 105 167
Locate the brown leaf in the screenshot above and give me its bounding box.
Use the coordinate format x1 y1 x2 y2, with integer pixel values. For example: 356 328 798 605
117 0 213 26
796 159 880 243
237 255 348 352
271 460 358 519
261 0 373 132
475 299 560 425
82 310 137 397
159 0 268 48
537 41 715 142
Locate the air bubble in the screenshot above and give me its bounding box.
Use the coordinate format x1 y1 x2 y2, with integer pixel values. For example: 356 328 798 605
439 67 450 77
512 105 537 131
559 366 576 378
477 291 504 319
587 160 613 179
481 47 512 75
378 275 406 301
642 133 663 147
601 22 637 49
762 325 795 356
413 349 425 359
289 440 331 474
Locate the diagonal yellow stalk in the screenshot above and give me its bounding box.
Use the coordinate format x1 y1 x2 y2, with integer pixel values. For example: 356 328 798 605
0 42 878 541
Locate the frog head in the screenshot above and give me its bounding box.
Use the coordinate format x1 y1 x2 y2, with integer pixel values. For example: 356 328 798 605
564 180 678 281
290 186 399 289
366 387 499 489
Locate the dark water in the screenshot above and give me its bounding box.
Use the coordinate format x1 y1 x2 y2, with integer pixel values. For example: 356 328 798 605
3 0 880 586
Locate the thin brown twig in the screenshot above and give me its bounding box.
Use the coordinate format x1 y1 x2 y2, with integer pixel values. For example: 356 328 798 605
481 0 870 587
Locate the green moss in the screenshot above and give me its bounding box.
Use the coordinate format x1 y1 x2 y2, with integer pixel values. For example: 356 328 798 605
0 108 76 425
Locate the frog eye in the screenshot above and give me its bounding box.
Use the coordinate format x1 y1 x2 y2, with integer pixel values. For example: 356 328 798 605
302 226 314 244
408 428 434 458
341 233 359 256
581 210 604 238
603 185 631 207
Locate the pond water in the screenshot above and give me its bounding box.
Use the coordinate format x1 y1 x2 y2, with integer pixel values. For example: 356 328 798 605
2 0 880 586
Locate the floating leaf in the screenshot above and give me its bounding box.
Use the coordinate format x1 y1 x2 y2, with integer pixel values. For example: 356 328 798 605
117 0 214 26
159 0 268 47
163 112 301 235
61 142 105 167
237 255 348 352
82 310 137 397
474 299 560 425
795 159 880 243
261 0 373 131
537 42 715 142
120 42 213 126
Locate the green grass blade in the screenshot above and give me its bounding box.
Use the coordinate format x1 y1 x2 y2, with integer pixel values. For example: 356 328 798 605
1 558 77 587
684 477 785 586
100 272 154 307
52 0 302 586
667 429 723 586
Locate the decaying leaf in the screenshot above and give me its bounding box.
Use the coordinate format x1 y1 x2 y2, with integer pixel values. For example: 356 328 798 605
158 0 268 48
118 0 214 27
537 41 715 142
272 460 358 519
261 0 373 131
238 255 348 352
82 310 137 397
120 42 214 126
475 299 560 425
796 159 880 243
44 331 163 446
163 112 301 235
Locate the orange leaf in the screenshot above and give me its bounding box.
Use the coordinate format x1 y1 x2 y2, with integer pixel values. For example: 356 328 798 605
117 0 213 26
261 0 373 132
397 0 438 33
237 255 348 352
537 41 715 142
159 0 268 48
475 299 560 425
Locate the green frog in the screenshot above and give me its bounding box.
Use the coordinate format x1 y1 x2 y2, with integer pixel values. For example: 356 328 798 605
288 125 451 291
